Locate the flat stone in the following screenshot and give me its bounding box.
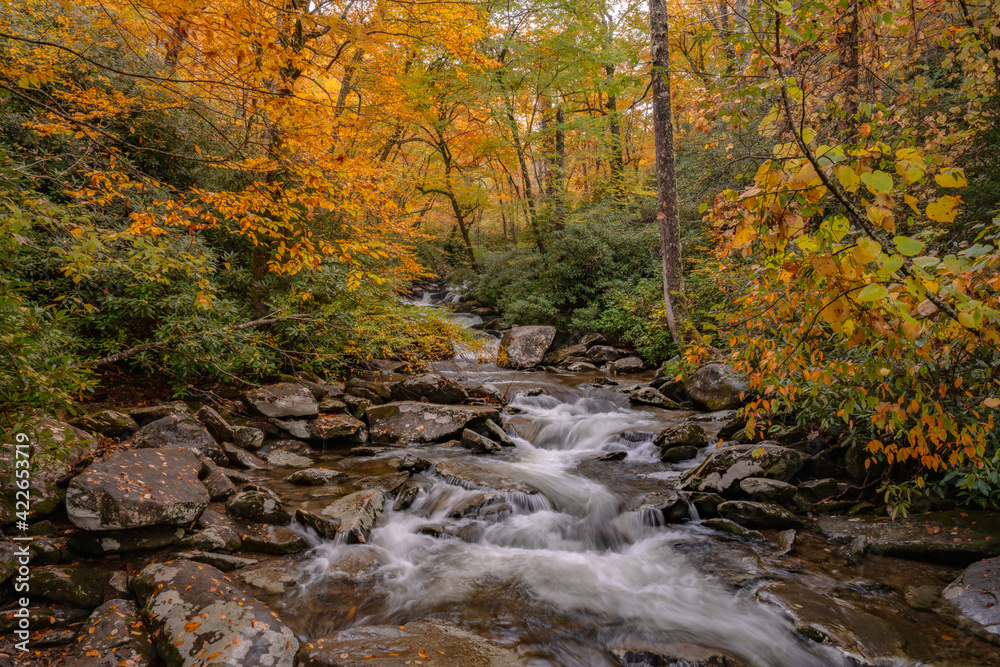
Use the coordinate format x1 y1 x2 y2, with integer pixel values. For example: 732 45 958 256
358 471 410 494
266 449 313 468
68 526 185 555
131 559 298 666
174 551 258 571
273 414 366 441
66 447 209 531
237 565 300 595
613 642 747 667
611 356 646 374
132 413 225 464
366 402 500 444
297 619 520 666
718 501 803 530
223 442 268 469
434 460 537 495
128 402 190 424
226 487 290 525
244 382 319 418
661 445 699 463
703 517 765 542
325 546 385 581
287 468 346 485
238 521 308 554
319 490 385 543
70 409 138 438
462 428 501 454
738 477 797 504
629 386 680 409
62 599 156 667
941 557 1000 645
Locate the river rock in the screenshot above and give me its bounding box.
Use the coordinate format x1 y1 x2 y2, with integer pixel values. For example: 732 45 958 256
176 551 258 572
287 468 345 485
295 508 341 539
132 413 226 464
238 522 308 554
816 512 1000 564
325 546 385 581
319 489 386 543
655 423 708 449
131 559 298 667
233 425 266 452
483 419 516 446
68 526 185 555
178 509 243 552
613 642 747 667
129 401 191 425
611 356 646 374
738 477 797 504
940 558 1000 645
273 413 366 442
265 449 313 468
226 487 290 524
462 428 501 454
398 454 432 473
31 562 118 608
684 363 749 411
547 343 586 365
718 500 803 529
70 409 139 438
390 373 468 404
703 517 764 541
297 619 520 667
66 447 209 531
434 460 538 495
629 386 680 409
626 491 690 523
62 599 156 667
200 460 238 500
586 345 622 363
682 444 804 495
244 382 319 418
797 478 839 504
366 401 500 444
223 442 268 469
237 565 300 595
195 405 235 443
567 361 599 372
661 445 699 462
497 325 556 369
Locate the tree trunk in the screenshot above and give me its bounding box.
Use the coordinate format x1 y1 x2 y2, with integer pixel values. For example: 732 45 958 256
648 0 685 348
504 93 544 253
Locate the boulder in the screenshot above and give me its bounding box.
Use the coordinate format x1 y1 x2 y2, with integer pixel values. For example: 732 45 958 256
941 557 1000 645
434 460 538 495
684 363 749 411
296 619 520 667
244 382 318 418
497 325 556 369
661 445 699 463
398 454 432 473
286 468 345 485
62 599 156 667
628 387 680 409
233 425 266 452
30 562 118 608
295 508 341 539
655 423 708 449
390 373 468 404
718 500 803 529
70 409 139 438
222 442 268 469
226 487 290 525
579 333 606 348
586 345 622 363
546 343 586 366
66 447 209 531
273 413 366 442
318 489 385 543
177 509 243 552
702 517 764 542
483 419 516 447
238 522 308 554
200 460 238 501
68 526 185 555
611 356 646 374
462 428 501 454
176 551 258 572
237 565 300 595
358 471 410 495
132 413 225 464
324 546 385 581
738 477 797 504
131 559 298 667
195 405 235 443
129 402 190 425
796 478 839 504
366 401 500 444
265 449 313 468
613 642 747 667
567 361 599 373
682 444 804 495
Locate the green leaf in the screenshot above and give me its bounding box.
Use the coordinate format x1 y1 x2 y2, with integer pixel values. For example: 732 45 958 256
775 1 793 15
860 170 893 194
858 283 889 302
893 236 925 256
912 256 940 268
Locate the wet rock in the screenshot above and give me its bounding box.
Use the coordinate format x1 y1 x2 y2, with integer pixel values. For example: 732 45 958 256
522 387 546 397
226 487 291 524
238 522 308 554
446 491 505 519
345 378 392 401
358 471 410 495
467 383 505 404
0 603 90 634
797 478 839 504
684 363 749 411
817 512 1000 565
687 492 725 518
497 325 557 369
682 444 804 495
279 374 329 400
244 382 319 418
66 447 209 531
295 508 341 539
661 445 699 463
325 546 385 581
613 641 748 667
941 557 1000 644
260 439 313 456
237 565 300 595
398 454 432 473
223 442 268 469
656 424 708 449
274 413 366 442
131 559 298 666
434 460 538 495
61 599 156 667
462 428 501 454
30 562 118 608
200 460 238 501
132 413 226 464
297 619 520 667
586 345 623 363
629 386 680 409
757 580 907 663
599 450 628 461
394 485 421 511
718 501 803 529
32 628 77 648
287 468 345 485
904 584 940 611
175 551 258 571
233 425 266 452
626 491 690 523
390 373 468 404
567 361 599 372
611 356 646 374
128 401 191 425
774 529 796 555
318 397 348 413
366 401 500 444
265 449 313 468
70 409 138 438
181 509 243 552
319 489 386 543
702 517 764 541
194 405 235 443
547 343 587 366
579 333 606 348
738 477 797 504
68 526 185 555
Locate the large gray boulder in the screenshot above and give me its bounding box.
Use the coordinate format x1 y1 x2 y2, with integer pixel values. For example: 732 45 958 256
611 356 646 374
131 559 298 667
318 489 386 543
497 325 556 369
718 500 803 529
682 443 804 495
366 401 500 444
434 460 538 495
684 363 749 411
66 447 209 531
390 373 468 404
629 387 680 409
132 413 225 464
244 382 318 418
297 619 520 667
70 409 139 438
273 414 365 441
63 599 156 667
226 487 290 525
941 556 1000 645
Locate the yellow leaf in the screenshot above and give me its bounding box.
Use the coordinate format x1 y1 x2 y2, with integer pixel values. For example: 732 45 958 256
852 237 881 264
836 165 860 193
984 398 1000 408
926 196 959 223
934 168 967 188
